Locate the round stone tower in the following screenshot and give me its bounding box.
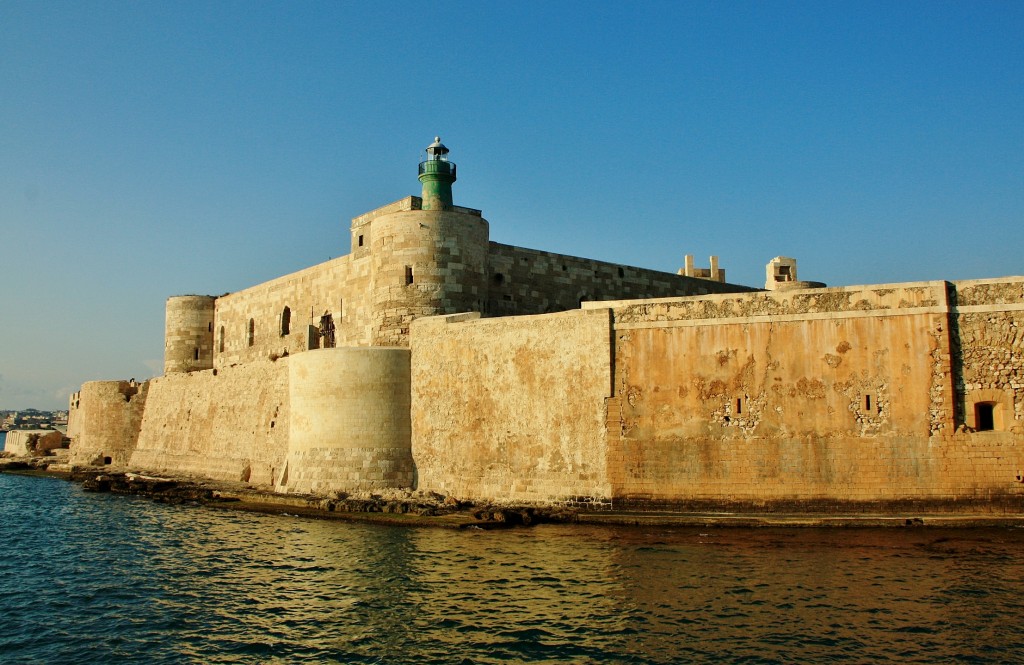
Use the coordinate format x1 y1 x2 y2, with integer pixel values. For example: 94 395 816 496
417 136 457 210
164 295 216 374
369 139 489 346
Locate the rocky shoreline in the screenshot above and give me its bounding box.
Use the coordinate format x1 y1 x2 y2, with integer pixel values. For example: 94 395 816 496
0 456 579 529
6 455 1024 528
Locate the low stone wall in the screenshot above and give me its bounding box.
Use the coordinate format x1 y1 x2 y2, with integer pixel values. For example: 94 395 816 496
3 430 64 456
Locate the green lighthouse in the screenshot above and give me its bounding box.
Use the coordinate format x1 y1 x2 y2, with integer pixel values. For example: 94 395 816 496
418 136 456 210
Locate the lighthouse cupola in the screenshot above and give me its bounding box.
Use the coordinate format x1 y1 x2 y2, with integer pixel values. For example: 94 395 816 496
418 136 457 210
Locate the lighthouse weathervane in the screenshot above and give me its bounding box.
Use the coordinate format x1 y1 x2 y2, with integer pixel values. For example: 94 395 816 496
418 136 457 210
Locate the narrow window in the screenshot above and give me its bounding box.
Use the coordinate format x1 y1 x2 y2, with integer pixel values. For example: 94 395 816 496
247 318 255 347
219 326 225 353
193 348 200 361
319 313 336 348
736 398 743 414
618 267 625 278
864 394 871 411
562 265 568 272
358 234 364 247
976 403 996 431
405 266 414 285
208 321 213 332
280 306 291 336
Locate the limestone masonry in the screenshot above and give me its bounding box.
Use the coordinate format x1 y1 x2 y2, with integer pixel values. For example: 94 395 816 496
67 139 1024 512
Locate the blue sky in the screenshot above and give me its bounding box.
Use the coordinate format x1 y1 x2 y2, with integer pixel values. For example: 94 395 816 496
1 1 1022 410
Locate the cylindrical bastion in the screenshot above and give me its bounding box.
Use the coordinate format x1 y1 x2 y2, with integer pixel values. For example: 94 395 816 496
279 347 414 494
164 295 216 374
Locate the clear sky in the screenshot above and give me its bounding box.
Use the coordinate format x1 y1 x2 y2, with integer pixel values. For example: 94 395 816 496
1 1 1022 410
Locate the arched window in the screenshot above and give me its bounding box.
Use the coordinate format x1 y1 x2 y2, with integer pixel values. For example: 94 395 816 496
280 306 291 336
247 318 255 347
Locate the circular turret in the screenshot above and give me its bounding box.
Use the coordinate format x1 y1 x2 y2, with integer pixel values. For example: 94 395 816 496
417 136 457 210
164 295 216 374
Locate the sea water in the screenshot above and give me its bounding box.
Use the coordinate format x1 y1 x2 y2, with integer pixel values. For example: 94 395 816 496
1 472 1023 664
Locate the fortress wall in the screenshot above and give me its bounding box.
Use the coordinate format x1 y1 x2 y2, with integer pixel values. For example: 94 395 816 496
952 277 1024 432
213 254 373 369
484 242 753 317
67 380 148 467
129 359 289 486
604 282 1024 506
280 347 413 495
410 309 614 503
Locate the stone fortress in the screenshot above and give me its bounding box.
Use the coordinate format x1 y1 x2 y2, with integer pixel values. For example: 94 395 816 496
68 139 1024 512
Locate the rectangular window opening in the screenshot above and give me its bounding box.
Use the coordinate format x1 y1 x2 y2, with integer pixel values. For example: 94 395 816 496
975 402 996 431
736 398 742 414
405 266 414 285
865 394 872 411
358 234 364 247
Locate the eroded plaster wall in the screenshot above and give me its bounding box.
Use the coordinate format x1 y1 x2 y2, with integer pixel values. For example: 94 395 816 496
411 309 614 503
603 282 1024 507
129 359 290 486
605 285 948 503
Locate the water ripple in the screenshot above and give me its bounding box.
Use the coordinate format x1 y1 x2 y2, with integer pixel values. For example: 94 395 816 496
3 474 1024 663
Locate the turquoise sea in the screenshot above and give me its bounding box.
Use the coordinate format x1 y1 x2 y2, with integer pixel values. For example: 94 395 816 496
2 472 1024 664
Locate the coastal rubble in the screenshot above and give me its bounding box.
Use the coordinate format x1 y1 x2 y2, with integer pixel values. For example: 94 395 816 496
0 458 580 528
